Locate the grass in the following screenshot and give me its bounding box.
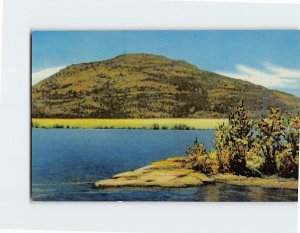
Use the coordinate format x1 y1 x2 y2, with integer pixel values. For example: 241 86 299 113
213 173 298 190
32 118 227 130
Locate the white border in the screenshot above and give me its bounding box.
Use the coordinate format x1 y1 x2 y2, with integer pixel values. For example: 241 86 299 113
0 0 299 232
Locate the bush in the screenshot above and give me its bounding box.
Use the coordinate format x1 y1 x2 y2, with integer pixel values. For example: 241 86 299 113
246 141 264 170
162 125 169 130
204 152 220 175
186 141 206 170
172 124 190 130
215 123 230 172
153 123 160 130
278 116 300 179
256 107 284 175
278 151 299 179
187 139 206 157
53 124 64 128
215 101 253 176
186 141 219 175
32 121 40 128
218 148 231 173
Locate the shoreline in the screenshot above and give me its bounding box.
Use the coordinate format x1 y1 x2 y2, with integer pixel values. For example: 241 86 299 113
94 156 298 190
32 118 227 130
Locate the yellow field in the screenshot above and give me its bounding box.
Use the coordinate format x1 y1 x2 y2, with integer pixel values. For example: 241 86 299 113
32 118 227 130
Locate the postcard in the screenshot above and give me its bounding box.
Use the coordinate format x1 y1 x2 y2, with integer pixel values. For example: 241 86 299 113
31 30 299 201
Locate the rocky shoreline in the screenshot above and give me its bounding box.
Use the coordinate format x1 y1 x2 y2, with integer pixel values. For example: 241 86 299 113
94 156 298 190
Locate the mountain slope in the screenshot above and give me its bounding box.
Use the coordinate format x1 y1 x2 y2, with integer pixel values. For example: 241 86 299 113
32 53 300 118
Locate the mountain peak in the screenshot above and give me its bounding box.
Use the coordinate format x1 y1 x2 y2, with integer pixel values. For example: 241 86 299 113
32 54 300 118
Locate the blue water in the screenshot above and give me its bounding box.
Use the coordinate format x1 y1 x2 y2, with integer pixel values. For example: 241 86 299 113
31 129 297 201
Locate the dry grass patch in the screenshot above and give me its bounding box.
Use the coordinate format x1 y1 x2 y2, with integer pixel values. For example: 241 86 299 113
32 118 227 130
213 174 298 190
94 156 210 188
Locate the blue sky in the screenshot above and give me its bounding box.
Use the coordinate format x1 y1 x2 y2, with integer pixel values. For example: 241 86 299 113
32 30 300 96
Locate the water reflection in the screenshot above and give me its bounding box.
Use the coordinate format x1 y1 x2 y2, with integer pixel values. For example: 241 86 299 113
199 183 298 202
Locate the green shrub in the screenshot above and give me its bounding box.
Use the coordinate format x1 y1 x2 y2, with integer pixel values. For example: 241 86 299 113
32 121 40 128
228 101 254 175
215 101 254 176
153 123 160 130
185 141 219 174
172 124 190 130
277 115 300 179
186 141 206 170
205 152 220 175
53 124 64 128
256 107 285 175
218 148 231 173
246 141 264 170
277 151 298 179
215 123 230 172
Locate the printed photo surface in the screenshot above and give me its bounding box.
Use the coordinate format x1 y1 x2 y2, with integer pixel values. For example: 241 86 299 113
31 30 300 201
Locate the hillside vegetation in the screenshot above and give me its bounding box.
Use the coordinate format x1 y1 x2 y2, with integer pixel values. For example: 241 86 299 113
32 53 300 118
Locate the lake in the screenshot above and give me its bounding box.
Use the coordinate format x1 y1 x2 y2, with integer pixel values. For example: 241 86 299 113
31 129 297 201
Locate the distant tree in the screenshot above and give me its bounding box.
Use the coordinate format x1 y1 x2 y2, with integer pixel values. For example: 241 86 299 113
162 125 169 130
153 123 160 130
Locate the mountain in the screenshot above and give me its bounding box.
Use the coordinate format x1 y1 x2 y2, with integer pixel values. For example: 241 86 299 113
32 53 300 118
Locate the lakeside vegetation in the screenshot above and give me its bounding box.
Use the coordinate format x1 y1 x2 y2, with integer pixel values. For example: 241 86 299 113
31 118 227 130
185 101 299 179
95 102 299 189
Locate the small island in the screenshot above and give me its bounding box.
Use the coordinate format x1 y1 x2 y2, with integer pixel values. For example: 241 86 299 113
95 103 299 191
